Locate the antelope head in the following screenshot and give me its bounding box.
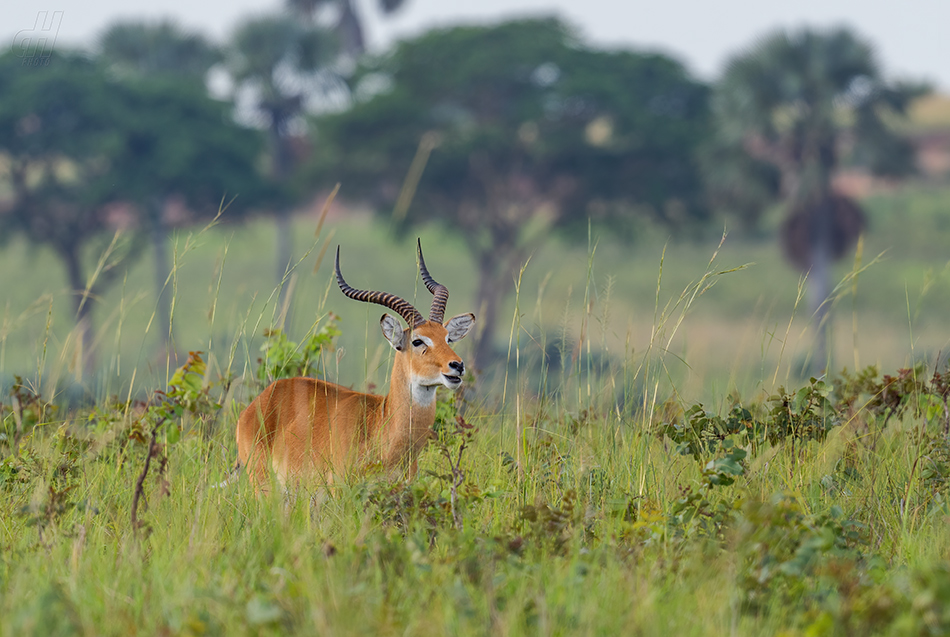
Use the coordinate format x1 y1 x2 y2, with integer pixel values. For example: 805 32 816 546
335 239 476 403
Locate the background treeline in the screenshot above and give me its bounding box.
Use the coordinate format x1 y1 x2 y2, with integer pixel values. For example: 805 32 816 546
1 5 948 388
4 7 950 633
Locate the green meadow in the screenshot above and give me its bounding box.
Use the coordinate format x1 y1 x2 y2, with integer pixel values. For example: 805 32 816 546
2 183 950 634
4 183 950 394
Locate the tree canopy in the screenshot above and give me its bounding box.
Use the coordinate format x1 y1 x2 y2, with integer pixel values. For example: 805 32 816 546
0 48 270 373
99 19 221 83
110 78 270 213
305 18 711 365
0 52 121 257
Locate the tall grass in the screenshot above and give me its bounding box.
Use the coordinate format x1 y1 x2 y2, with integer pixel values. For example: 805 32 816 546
5 185 950 400
3 185 950 634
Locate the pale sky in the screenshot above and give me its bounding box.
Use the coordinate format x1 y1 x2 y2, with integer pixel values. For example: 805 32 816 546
3 0 948 91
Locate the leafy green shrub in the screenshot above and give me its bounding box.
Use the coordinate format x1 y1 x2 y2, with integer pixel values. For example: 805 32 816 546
835 363 950 516
519 489 583 556
14 428 92 546
667 485 742 543
255 316 340 385
701 438 748 487
919 434 950 510
765 378 840 448
129 351 225 534
361 480 456 539
1 377 55 457
661 376 841 468
735 493 868 612
794 560 950 635
835 363 950 431
660 402 759 461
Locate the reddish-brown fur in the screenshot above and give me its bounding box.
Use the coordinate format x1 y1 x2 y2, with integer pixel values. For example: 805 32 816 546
236 317 473 491
237 241 474 492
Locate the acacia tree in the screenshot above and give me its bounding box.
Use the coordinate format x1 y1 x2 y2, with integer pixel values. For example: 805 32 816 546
99 20 221 80
0 52 133 374
107 78 273 354
0 48 270 374
305 18 710 367
708 28 926 371
97 20 228 354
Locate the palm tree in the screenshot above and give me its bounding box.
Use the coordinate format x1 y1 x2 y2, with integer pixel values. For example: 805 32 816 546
284 0 408 56
226 14 339 324
709 27 926 373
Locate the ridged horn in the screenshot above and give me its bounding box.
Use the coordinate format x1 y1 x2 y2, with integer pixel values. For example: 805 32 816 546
416 238 449 324
335 246 425 327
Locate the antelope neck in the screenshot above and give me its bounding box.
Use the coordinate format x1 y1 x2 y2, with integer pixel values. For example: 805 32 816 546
387 353 439 413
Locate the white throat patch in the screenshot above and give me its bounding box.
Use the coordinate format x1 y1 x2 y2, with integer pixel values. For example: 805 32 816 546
411 382 437 407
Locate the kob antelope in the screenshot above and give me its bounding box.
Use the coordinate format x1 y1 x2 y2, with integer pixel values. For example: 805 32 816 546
236 240 475 490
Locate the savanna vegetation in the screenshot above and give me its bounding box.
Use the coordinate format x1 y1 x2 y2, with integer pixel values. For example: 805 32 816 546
2 7 950 635
2 183 950 633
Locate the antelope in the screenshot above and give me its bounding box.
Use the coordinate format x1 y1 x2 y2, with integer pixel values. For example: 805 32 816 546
235 240 475 492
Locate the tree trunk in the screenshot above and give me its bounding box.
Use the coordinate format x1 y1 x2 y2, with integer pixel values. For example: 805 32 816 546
62 244 94 379
808 199 834 376
267 109 297 332
808 248 832 376
149 197 172 360
471 254 514 372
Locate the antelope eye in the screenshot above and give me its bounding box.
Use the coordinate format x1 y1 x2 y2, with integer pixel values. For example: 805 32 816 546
412 339 425 347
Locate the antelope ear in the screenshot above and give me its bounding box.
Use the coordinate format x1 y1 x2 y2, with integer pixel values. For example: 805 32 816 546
444 313 475 343
380 314 406 351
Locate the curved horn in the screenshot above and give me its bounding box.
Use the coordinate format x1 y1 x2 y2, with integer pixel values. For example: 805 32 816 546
417 238 449 324
336 246 425 327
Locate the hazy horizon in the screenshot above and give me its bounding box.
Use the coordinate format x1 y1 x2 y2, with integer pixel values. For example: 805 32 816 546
3 0 948 91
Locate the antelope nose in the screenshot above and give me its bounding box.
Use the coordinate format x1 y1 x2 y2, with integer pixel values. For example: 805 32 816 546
449 360 464 374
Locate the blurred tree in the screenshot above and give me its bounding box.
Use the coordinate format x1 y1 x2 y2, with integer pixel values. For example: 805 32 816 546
285 0 408 56
0 48 270 374
0 51 135 375
226 14 339 322
99 19 221 81
304 18 710 367
708 28 927 372
98 20 229 355
107 77 273 356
